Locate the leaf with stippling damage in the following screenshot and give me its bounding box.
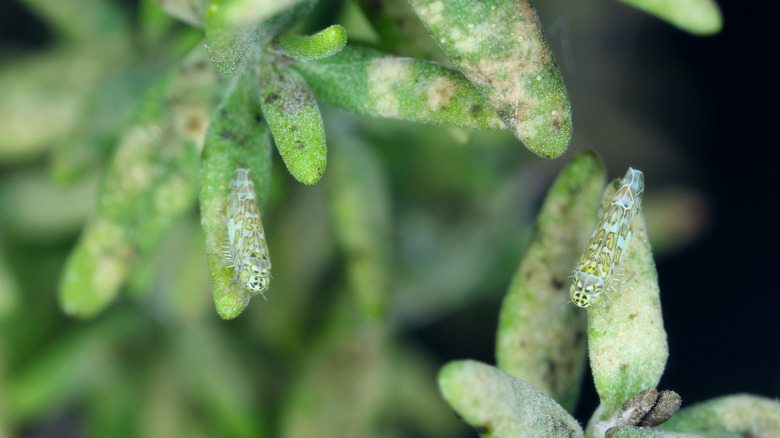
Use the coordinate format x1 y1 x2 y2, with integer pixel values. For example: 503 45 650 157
200 64 273 320
259 63 326 185
292 45 504 131
59 46 226 318
408 0 572 158
438 360 584 438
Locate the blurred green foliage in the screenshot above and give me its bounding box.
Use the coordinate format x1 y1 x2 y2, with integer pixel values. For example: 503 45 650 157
5 0 775 437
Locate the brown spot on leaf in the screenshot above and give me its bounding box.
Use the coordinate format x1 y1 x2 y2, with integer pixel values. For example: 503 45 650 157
264 93 280 105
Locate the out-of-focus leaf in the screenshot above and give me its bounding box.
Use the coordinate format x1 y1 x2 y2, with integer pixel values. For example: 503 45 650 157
278 25 347 60
204 0 316 74
658 394 780 438
259 61 327 185
0 48 105 162
615 0 722 36
85 378 141 438
438 360 584 437
6 315 133 422
496 151 605 412
280 323 387 438
153 0 211 27
59 46 225 318
355 0 449 63
0 238 20 320
18 0 129 40
200 61 273 320
50 61 160 184
330 138 390 319
643 189 709 256
0 170 99 242
174 324 265 438
408 0 572 158
292 45 505 131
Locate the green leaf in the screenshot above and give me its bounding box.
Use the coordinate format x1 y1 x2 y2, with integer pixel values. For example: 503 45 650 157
586 176 668 429
329 138 391 319
355 0 450 63
407 0 572 158
438 360 584 437
606 427 703 437
615 0 722 36
496 150 605 413
204 0 317 74
153 0 211 27
200 63 273 320
259 62 327 185
292 45 504 130
658 395 780 438
6 313 136 422
18 0 129 40
0 48 104 163
59 46 226 318
278 25 348 60
280 324 389 437
0 236 20 321
174 324 265 437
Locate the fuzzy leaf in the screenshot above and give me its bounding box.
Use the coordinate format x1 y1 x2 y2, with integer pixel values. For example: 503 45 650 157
658 395 780 438
407 0 572 158
292 45 504 130
496 150 605 412
259 62 327 185
615 0 722 36
438 360 583 437
278 25 348 60
204 0 316 74
200 64 273 320
605 427 703 438
59 46 225 318
329 138 391 319
586 178 668 428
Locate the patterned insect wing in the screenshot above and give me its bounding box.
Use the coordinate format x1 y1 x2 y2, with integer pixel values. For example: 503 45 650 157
570 168 644 308
225 168 272 298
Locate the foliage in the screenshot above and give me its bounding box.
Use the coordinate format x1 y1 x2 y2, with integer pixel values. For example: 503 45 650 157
2 0 776 437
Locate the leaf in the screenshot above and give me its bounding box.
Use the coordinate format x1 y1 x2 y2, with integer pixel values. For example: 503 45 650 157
204 0 317 74
355 0 448 63
329 138 391 319
605 426 703 437
407 0 572 158
278 25 348 60
59 46 225 318
153 0 211 27
586 177 668 429
496 150 606 413
259 61 327 185
18 0 129 40
292 45 505 130
438 360 584 438
658 394 780 438
200 63 273 320
615 0 722 36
